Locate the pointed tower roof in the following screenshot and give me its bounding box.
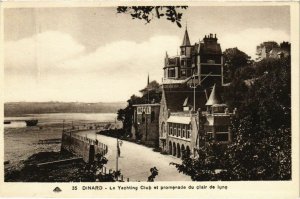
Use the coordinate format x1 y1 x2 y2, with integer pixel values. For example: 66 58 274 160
181 27 191 46
205 84 223 106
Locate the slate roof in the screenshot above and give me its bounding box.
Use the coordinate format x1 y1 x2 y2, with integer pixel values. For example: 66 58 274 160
163 85 208 112
199 42 222 55
181 29 191 46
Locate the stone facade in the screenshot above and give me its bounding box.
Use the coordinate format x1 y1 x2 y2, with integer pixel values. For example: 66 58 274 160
132 104 160 147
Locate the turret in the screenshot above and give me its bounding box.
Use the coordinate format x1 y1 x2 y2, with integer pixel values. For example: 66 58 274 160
205 84 226 113
180 26 192 57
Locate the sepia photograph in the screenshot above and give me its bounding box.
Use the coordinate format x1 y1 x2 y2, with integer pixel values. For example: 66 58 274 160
1 2 299 197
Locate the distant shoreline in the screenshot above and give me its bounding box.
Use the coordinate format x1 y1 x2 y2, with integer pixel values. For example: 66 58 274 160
4 112 119 117
4 101 127 117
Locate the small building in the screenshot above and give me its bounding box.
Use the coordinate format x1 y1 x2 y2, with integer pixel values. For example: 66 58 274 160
256 41 290 61
132 104 160 147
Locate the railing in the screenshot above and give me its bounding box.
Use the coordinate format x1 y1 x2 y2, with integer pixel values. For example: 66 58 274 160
100 166 131 182
62 130 108 153
61 124 134 182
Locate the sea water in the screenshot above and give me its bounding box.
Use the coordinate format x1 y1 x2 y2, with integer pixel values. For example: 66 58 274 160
4 113 118 168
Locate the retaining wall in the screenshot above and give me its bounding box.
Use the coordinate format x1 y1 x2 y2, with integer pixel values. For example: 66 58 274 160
61 130 108 163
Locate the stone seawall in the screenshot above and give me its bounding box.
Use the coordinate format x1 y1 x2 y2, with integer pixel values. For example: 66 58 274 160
61 130 108 163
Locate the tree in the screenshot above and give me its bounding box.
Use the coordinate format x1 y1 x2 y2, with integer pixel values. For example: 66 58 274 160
117 95 143 137
139 80 161 103
117 6 188 28
117 80 162 138
75 153 122 182
223 48 252 83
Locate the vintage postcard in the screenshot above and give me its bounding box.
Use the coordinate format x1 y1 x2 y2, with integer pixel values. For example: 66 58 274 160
0 1 299 198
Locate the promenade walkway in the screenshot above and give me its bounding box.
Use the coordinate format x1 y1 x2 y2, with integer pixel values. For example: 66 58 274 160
76 130 191 182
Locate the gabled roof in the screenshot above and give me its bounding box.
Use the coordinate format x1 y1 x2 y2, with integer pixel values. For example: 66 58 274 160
205 84 223 106
181 29 191 46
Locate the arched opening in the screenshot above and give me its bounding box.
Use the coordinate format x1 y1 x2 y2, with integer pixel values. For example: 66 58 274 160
173 142 176 156
186 146 191 156
169 141 172 154
181 144 185 158
177 143 181 158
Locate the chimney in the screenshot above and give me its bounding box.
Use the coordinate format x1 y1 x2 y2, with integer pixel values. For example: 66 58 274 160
210 33 213 38
214 34 217 38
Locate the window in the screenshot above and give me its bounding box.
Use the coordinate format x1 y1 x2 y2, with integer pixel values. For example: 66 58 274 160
168 69 175 78
182 129 185 138
174 128 177 136
187 60 191 66
215 133 229 142
181 70 186 76
187 130 191 139
215 125 228 132
178 129 181 137
142 111 145 123
201 65 221 75
151 111 155 122
170 127 172 135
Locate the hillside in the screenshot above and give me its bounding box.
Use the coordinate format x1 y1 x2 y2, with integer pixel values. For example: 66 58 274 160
4 101 127 117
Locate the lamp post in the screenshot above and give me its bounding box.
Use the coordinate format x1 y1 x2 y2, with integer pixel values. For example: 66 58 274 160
189 74 199 112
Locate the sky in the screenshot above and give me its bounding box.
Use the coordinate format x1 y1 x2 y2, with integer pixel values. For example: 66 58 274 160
4 6 290 102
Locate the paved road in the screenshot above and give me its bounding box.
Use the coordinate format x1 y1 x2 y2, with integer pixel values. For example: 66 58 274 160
76 131 191 182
